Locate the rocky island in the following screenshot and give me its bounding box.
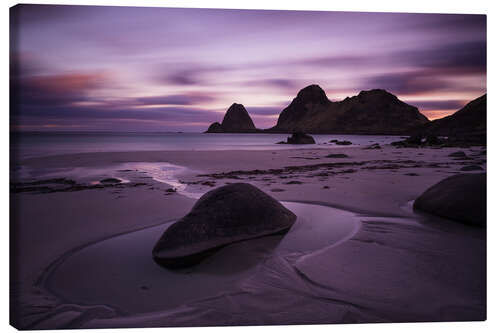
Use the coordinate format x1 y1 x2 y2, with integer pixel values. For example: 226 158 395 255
205 84 431 135
269 85 429 134
206 103 257 133
204 85 485 150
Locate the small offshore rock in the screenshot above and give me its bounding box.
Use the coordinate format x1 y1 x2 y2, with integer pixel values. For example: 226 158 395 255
284 132 316 144
100 178 121 184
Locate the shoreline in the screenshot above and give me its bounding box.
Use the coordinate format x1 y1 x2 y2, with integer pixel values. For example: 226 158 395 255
10 132 407 161
19 144 486 216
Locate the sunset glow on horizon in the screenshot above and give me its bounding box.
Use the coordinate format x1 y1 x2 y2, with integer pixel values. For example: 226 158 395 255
10 5 486 131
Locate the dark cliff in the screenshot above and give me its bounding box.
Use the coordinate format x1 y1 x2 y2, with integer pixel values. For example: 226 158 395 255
269 85 429 134
206 103 257 133
419 94 486 138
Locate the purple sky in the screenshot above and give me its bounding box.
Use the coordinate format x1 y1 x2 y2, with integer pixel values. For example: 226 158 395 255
10 5 486 132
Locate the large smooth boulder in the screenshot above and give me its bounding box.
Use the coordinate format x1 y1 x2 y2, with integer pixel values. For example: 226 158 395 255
153 183 297 268
414 173 486 227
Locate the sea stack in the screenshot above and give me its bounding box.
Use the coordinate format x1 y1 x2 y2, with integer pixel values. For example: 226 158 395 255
269 85 429 134
152 183 297 268
273 84 330 133
206 103 257 133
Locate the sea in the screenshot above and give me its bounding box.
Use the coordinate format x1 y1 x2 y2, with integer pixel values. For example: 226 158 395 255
11 132 403 160
11 131 404 198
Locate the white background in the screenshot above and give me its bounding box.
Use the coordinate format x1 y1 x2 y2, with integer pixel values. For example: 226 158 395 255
1 0 498 332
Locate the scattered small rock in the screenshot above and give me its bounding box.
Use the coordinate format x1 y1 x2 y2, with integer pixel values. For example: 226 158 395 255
460 165 483 171
278 132 316 145
336 140 352 145
290 156 320 160
324 153 348 158
425 135 443 145
449 151 467 158
11 178 130 194
391 134 444 148
285 181 303 185
130 182 147 187
363 143 381 150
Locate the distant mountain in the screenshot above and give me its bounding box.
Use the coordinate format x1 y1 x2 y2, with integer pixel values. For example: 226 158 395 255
268 85 429 134
206 103 257 133
419 94 486 139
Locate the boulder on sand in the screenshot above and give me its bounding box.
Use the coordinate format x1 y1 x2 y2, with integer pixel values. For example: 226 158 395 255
283 132 316 144
414 173 486 227
153 183 297 268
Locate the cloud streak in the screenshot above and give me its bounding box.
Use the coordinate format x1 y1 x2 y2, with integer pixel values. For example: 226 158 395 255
10 5 486 131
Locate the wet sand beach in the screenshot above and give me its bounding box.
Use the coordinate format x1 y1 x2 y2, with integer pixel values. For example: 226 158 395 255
10 144 486 328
